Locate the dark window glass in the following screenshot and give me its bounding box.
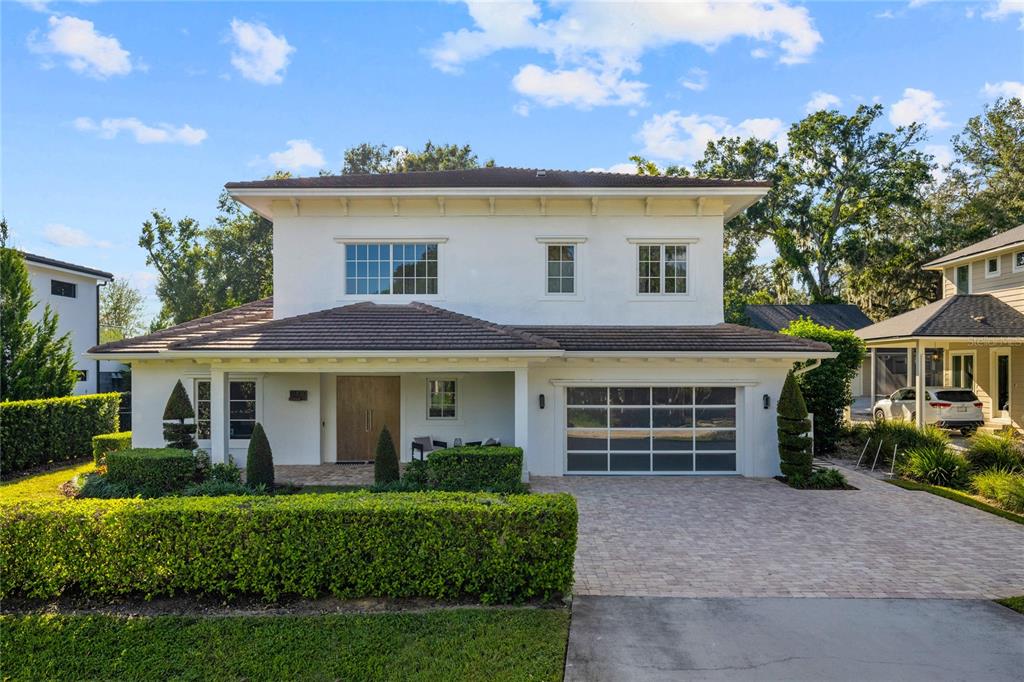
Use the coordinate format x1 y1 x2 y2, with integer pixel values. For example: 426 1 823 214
610 408 650 428
695 407 736 428
609 431 650 451
567 431 607 450
695 387 735 405
934 390 978 403
345 242 438 295
229 380 256 440
51 280 77 298
567 452 607 471
653 408 691 428
609 387 649 405
653 387 691 405
567 408 607 428
695 453 736 471
695 430 736 450
653 430 693 451
611 453 650 471
654 453 693 471
195 380 211 440
567 387 607 405
74 369 87 381
427 379 457 419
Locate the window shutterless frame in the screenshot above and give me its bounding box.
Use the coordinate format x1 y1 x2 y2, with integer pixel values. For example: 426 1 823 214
631 241 693 297
341 241 441 297
426 378 458 420
986 256 1001 278
194 378 212 443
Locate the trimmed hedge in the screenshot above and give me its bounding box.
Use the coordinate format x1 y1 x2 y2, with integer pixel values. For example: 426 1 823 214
91 432 132 465
106 448 196 495
0 393 120 474
0 492 578 603
428 447 524 492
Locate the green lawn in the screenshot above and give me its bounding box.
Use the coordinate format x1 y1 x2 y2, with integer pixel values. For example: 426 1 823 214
996 596 1024 615
0 461 94 503
0 608 569 681
886 479 1024 525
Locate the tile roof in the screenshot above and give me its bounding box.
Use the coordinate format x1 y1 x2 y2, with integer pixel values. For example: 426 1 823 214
20 251 114 280
225 166 771 191
744 304 873 332
89 300 832 355
856 295 1024 341
924 224 1024 268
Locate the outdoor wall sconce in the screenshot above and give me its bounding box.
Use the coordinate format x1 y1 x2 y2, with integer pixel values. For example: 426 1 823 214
763 394 771 410
539 394 546 409
289 390 308 402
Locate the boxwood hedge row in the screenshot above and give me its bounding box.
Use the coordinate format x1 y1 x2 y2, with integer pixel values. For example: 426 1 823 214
91 432 133 465
0 393 120 474
0 492 577 604
428 446 523 492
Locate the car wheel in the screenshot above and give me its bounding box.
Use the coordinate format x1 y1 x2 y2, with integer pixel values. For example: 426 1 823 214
960 426 977 436
874 409 885 423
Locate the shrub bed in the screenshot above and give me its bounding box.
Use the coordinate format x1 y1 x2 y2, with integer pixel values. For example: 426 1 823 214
0 492 577 603
106 448 196 496
0 393 120 474
427 447 524 493
91 432 132 465
971 469 1024 513
861 421 949 467
900 445 970 488
965 431 1023 472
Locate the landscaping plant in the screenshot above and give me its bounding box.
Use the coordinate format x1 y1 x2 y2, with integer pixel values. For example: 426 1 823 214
971 469 1024 513
965 430 1023 472
91 432 132 465
374 425 400 484
162 380 197 450
805 468 849 490
865 420 949 468
900 445 970 489
428 446 524 492
781 318 866 454
106 448 197 496
246 423 275 488
777 371 813 480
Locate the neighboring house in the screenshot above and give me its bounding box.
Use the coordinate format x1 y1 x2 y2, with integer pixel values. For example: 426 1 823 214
857 224 1024 429
22 252 115 395
88 168 832 477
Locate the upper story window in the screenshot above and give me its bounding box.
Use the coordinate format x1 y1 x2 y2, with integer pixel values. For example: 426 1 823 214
986 256 1001 278
1015 251 1024 273
638 244 688 295
955 264 970 295
51 280 77 298
546 244 575 295
345 243 438 295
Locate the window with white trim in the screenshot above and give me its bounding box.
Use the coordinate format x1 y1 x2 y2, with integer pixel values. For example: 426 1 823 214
955 264 970 295
195 379 211 441
987 257 1001 278
229 380 256 439
638 244 687 295
1015 251 1024 273
51 280 77 298
546 244 575 294
344 243 438 295
427 379 457 419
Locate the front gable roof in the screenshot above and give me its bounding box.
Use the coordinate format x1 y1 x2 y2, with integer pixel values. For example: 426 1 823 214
856 294 1024 342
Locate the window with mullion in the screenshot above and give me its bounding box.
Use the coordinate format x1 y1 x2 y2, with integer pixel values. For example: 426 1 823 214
637 244 688 295
546 244 576 294
427 379 457 419
345 242 438 296
195 379 211 441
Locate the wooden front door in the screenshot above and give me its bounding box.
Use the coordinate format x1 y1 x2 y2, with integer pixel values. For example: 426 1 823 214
336 376 401 462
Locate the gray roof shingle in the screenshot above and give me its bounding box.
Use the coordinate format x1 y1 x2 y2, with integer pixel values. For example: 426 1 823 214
857 295 1024 341
20 251 113 280
89 300 831 355
225 167 771 191
924 224 1024 268
744 304 872 332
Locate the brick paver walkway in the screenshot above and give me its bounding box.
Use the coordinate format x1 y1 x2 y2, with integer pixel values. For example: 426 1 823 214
274 464 377 486
532 468 1024 599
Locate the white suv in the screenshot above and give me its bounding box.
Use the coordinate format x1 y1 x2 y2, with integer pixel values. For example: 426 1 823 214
872 386 984 435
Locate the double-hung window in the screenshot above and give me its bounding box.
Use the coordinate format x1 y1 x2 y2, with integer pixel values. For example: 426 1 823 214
546 244 576 294
427 379 457 419
229 380 257 439
638 244 687 295
345 243 438 295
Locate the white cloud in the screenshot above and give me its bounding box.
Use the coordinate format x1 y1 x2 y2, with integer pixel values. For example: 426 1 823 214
984 1 1024 28
680 67 708 92
875 9 896 19
889 88 949 129
638 111 785 162
266 139 326 172
512 64 647 109
43 223 112 249
750 47 770 59
229 19 295 85
586 163 638 174
430 1 821 108
924 144 954 182
73 117 207 145
982 80 1024 99
28 15 132 78
805 90 841 113
513 101 531 117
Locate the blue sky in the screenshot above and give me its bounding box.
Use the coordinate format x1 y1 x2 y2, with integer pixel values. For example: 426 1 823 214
3 0 1023 320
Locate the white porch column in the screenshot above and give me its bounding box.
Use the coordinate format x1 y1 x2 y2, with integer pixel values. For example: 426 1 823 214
870 347 877 406
906 348 913 388
513 367 529 482
210 366 228 464
915 339 926 429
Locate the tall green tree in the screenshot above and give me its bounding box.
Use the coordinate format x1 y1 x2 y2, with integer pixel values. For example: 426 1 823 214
100 277 145 343
339 140 490 175
0 220 76 401
138 211 208 327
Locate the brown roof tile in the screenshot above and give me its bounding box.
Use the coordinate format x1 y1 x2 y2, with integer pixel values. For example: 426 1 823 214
515 324 832 353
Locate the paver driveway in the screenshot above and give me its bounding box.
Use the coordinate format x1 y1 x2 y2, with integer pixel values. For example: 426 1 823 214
532 467 1024 598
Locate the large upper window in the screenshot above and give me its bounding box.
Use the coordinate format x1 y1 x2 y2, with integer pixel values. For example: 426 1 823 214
51 280 77 298
345 243 438 295
546 244 575 294
229 380 256 440
638 244 687 295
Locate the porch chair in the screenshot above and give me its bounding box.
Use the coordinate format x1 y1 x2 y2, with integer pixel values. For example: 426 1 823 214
411 436 447 461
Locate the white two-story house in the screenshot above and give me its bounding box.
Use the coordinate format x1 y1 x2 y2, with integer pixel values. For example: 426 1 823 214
23 252 114 395
89 168 832 477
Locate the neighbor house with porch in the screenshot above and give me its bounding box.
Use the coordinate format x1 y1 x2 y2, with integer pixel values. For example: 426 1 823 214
88 168 832 478
857 224 1024 429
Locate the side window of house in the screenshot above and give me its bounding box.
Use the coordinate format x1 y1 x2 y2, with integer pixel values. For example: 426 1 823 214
229 380 256 439
427 379 457 419
546 244 575 294
987 257 1000 278
195 379 211 441
955 264 969 294
345 243 438 295
1015 251 1024 273
51 280 77 298
638 244 687 295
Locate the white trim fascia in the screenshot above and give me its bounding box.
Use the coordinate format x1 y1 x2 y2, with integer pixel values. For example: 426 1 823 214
229 186 769 200
333 236 450 244
559 351 837 360
626 237 700 245
925 242 1024 271
25 260 113 282
862 335 1024 345
85 349 562 361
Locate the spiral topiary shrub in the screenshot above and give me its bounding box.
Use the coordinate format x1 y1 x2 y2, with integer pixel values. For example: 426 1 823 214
162 380 197 451
777 371 812 480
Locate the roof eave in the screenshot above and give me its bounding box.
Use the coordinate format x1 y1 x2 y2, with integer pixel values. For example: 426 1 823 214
923 241 1024 270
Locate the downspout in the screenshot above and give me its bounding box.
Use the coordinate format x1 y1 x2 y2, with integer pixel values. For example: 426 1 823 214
96 279 107 393
793 359 821 377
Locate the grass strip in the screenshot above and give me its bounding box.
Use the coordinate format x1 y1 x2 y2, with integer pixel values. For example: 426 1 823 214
995 596 1024 615
0 461 94 503
886 478 1024 525
0 607 569 681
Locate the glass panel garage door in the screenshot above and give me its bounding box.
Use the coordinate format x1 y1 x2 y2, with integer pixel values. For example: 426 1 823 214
566 386 737 473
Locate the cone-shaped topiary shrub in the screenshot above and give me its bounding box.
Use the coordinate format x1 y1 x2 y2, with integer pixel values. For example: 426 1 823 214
778 371 813 480
374 425 400 484
246 422 274 488
162 379 197 450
